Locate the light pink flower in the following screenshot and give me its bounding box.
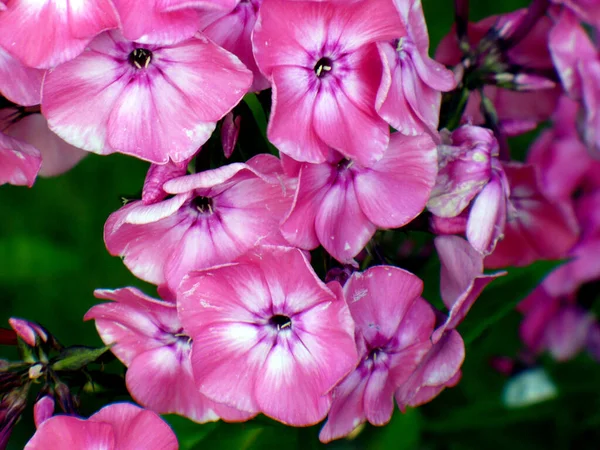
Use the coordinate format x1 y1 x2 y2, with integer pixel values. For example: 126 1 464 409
42 30 252 164
280 133 437 263
25 402 177 450
105 155 291 291
0 0 118 69
319 266 435 443
85 287 251 423
0 47 43 106
376 0 456 136
252 0 404 166
485 163 580 269
201 0 268 92
112 0 236 45
177 246 358 426
0 132 41 187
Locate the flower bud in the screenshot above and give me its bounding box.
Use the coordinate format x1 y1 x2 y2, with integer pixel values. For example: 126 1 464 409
221 112 240 159
8 318 48 347
33 395 55 428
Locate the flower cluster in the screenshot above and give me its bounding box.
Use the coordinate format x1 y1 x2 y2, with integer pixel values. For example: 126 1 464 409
1 0 600 446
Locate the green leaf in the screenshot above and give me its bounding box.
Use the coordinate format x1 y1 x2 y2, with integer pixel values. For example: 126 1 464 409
458 259 564 343
51 345 111 371
357 408 421 450
243 93 278 156
163 416 218 450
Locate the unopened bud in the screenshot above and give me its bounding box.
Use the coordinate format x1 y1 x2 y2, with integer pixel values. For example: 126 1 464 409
33 395 55 428
9 318 47 347
28 363 44 380
221 112 241 159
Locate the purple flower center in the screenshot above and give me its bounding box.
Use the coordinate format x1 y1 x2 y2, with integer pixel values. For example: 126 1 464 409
269 314 292 331
128 48 153 69
192 196 214 214
314 57 334 78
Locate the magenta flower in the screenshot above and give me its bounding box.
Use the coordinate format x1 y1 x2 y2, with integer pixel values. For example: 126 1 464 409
376 0 456 136
25 402 178 450
85 287 251 423
0 132 41 187
0 0 118 69
42 31 252 164
252 0 404 166
485 163 580 269
201 0 268 92
280 133 437 263
105 155 291 291
112 0 236 45
177 246 358 426
319 266 435 443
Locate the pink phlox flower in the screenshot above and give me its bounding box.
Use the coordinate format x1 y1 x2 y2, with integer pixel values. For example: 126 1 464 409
252 0 405 166
200 0 268 92
104 154 292 291
177 246 358 426
280 133 437 263
432 235 505 342
436 9 559 136
376 0 457 136
85 287 252 423
0 131 41 187
112 0 236 45
0 0 119 69
549 9 600 155
25 402 178 449
0 47 43 106
319 266 435 443
428 126 510 255
42 30 252 164
1 111 86 177
485 162 580 269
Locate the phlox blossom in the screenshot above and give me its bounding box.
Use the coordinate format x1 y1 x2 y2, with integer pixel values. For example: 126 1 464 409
280 133 437 263
319 266 435 442
252 0 405 166
25 403 177 450
42 30 252 164
177 246 358 426
85 287 252 423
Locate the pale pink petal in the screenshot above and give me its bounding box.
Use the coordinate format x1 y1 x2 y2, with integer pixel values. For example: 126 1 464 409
112 0 201 45
5 114 87 177
0 0 118 68
280 163 337 250
345 266 424 341
0 47 43 106
25 416 115 450
354 132 437 228
0 132 41 187
319 370 368 443
313 46 390 168
89 403 178 450
42 34 129 155
268 66 329 163
315 171 376 263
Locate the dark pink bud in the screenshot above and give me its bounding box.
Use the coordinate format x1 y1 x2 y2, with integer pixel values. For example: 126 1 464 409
221 112 240 159
142 160 190 205
8 318 47 347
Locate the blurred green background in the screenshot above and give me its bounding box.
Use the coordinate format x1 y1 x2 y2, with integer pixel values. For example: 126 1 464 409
2 0 600 448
